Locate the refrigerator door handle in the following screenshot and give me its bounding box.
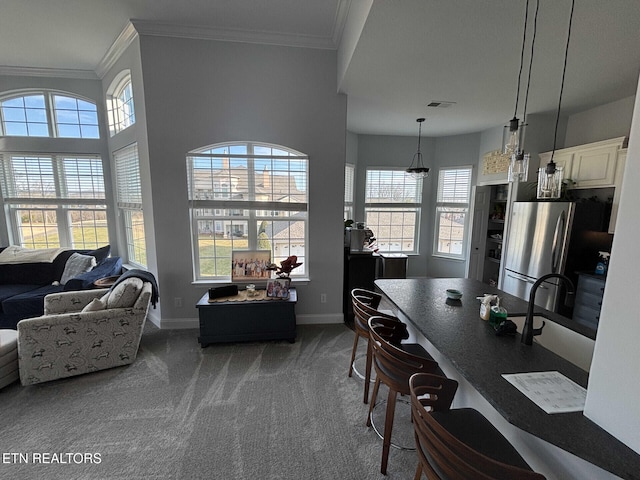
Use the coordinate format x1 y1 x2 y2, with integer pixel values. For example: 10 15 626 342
506 272 536 284
551 210 566 273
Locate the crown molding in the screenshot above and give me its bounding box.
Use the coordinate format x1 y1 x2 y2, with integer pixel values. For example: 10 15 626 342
130 19 337 50
0 66 98 80
332 0 351 47
95 22 139 79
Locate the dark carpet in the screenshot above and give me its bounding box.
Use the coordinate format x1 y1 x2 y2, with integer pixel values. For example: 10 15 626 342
0 324 418 479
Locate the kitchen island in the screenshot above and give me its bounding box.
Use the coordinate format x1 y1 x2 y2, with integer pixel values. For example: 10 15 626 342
375 277 639 480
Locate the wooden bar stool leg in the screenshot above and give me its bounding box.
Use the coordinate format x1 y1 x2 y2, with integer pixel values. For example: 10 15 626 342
380 387 398 475
363 340 373 403
348 332 359 377
367 377 381 427
414 462 423 480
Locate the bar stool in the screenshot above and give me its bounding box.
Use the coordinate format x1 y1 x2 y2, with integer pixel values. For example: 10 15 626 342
350 289 400 403
409 373 546 480
350 288 435 404
367 316 446 475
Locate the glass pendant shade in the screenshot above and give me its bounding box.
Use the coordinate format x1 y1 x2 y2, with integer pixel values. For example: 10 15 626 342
508 151 529 182
503 117 527 155
537 160 563 199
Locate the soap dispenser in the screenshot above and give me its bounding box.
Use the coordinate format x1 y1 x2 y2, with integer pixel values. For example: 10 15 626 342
595 251 610 276
489 297 508 329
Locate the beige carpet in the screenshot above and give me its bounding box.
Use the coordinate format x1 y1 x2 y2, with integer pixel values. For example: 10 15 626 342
0 323 418 479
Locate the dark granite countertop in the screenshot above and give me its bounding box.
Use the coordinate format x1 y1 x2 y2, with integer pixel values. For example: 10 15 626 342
375 277 639 480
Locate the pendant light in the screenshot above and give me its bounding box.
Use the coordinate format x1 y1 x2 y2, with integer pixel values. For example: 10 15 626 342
406 118 429 178
509 0 539 183
537 0 575 199
503 0 530 160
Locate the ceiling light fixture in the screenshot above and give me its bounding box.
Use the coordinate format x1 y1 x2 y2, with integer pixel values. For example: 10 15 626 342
537 0 575 199
406 118 429 178
503 0 530 159
509 0 539 183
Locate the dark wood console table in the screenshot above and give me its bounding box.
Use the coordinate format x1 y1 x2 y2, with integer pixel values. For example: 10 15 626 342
196 288 297 347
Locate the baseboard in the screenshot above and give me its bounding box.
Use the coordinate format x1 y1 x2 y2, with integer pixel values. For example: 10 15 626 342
152 316 199 329
296 313 344 325
148 313 343 329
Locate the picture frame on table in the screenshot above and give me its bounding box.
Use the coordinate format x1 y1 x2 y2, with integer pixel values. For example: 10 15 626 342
231 250 271 282
266 277 291 299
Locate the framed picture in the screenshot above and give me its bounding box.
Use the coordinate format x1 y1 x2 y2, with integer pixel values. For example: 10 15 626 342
231 250 272 282
266 277 291 299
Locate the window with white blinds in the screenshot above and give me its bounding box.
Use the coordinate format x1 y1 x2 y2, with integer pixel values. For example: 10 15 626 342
434 166 472 259
364 169 422 253
0 154 108 249
344 163 354 221
187 141 308 281
114 144 146 267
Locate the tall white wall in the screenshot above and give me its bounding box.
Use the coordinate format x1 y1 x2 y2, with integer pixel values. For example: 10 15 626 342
584 84 640 453
101 37 161 323
137 35 347 326
564 96 635 148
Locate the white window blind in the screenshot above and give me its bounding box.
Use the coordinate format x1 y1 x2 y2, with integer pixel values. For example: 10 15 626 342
114 143 146 267
364 169 422 254
0 153 108 249
115 144 142 206
344 163 354 221
434 166 473 259
437 167 472 204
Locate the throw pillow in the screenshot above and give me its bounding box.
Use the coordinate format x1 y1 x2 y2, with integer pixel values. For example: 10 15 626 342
81 298 106 312
60 253 97 285
104 277 143 309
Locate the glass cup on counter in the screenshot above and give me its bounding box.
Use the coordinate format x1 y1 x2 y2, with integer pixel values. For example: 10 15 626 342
246 284 256 297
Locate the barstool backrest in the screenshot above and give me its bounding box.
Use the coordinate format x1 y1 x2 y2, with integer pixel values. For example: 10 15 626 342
351 289 399 338
409 373 546 480
368 317 442 396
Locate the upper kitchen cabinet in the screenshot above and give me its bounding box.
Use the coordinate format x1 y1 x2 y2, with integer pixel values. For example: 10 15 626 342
538 137 626 189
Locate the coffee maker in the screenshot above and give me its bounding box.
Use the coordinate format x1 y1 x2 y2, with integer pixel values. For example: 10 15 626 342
345 225 376 253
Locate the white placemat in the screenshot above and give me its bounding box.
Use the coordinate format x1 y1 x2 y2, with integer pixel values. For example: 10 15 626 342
502 371 586 414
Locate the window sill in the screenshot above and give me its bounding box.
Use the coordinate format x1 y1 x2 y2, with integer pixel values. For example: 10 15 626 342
192 277 310 286
431 254 467 262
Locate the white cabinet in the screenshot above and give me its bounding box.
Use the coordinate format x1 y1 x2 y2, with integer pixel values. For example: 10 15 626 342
538 137 626 189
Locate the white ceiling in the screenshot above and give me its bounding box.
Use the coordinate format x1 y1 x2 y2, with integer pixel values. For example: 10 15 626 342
1 0 639 137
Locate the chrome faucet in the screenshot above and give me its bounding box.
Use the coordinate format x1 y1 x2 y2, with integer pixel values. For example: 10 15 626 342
522 273 575 345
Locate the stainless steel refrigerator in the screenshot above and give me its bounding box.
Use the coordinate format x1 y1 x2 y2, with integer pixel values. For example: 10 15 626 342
502 201 576 311
503 200 614 314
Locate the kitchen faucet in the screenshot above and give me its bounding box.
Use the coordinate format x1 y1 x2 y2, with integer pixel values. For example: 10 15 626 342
522 273 575 345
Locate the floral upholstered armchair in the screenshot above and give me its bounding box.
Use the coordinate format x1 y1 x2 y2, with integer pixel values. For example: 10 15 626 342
16 277 152 386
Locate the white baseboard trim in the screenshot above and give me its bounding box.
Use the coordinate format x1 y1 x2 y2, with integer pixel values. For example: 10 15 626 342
296 313 343 325
147 313 344 329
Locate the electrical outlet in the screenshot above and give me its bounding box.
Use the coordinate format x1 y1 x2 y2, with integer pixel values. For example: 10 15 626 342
174 297 183 308
320 293 327 303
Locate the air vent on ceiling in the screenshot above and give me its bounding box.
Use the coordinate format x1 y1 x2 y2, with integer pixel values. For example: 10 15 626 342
427 101 456 108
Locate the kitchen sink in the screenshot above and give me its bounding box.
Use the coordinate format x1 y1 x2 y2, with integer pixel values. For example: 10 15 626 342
509 315 595 372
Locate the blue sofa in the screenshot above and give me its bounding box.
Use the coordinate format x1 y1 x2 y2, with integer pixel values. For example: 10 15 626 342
0 245 122 330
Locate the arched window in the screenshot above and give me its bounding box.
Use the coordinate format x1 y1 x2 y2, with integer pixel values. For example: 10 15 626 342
106 71 135 136
187 141 308 281
0 91 99 139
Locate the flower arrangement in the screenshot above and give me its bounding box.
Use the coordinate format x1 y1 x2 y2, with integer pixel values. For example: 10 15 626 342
266 255 302 278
